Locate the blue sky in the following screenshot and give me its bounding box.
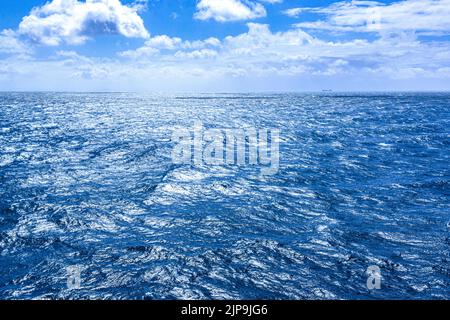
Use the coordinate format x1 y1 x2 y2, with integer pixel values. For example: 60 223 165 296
0 0 449 91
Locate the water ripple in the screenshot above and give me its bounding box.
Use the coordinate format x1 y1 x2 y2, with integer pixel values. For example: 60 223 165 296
0 92 449 299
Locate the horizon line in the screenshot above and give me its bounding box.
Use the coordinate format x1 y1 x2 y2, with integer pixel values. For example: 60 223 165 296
1 90 450 94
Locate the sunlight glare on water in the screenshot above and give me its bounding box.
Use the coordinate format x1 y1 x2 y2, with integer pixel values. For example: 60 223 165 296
0 92 449 299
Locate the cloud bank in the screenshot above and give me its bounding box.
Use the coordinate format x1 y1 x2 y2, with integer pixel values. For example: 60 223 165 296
0 0 449 91
118 22 450 80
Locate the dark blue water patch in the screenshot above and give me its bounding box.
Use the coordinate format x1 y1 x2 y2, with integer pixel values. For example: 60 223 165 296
0 92 449 299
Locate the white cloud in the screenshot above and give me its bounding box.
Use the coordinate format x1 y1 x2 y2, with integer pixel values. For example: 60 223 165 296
0 30 29 54
292 0 450 34
195 0 267 22
174 49 218 59
144 35 183 50
120 35 221 58
282 8 304 18
55 50 111 79
18 0 149 46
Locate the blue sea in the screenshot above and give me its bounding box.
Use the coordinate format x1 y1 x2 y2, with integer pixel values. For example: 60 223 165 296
0 92 449 299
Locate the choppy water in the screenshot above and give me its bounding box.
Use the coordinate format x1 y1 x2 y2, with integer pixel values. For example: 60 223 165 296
0 92 449 300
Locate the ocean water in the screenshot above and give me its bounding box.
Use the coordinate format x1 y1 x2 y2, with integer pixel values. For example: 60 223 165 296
0 92 449 300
